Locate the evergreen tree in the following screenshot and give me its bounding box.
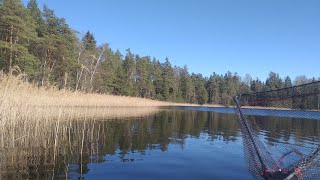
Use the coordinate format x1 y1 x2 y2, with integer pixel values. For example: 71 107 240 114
284 76 292 88
123 49 137 96
266 72 283 90
191 73 208 104
151 59 164 100
225 71 239 105
180 65 195 103
283 76 293 108
173 66 183 102
161 58 175 101
0 0 39 75
250 79 264 93
265 72 284 107
82 31 96 51
220 74 229 105
136 55 152 97
95 47 117 93
112 50 127 95
207 73 221 104
27 0 44 37
40 5 78 88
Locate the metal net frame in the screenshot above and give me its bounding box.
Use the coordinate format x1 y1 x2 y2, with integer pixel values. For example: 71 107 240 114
234 81 320 180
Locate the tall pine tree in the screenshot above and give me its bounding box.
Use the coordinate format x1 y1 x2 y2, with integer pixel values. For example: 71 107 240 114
0 0 39 75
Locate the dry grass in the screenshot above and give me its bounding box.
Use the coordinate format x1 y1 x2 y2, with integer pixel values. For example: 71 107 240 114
0 74 168 178
0 74 210 116
0 75 171 108
0 74 163 151
0 74 217 125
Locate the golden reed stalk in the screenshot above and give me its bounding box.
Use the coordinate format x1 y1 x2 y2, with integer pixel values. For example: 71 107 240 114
0 74 165 178
0 74 209 178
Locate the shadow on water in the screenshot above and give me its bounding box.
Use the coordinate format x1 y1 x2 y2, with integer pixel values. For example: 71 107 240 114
1 107 319 179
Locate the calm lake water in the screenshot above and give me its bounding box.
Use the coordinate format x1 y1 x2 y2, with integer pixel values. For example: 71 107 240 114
8 107 320 179
64 107 251 180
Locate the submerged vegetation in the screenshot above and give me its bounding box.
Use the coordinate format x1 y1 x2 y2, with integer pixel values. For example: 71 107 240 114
0 0 319 106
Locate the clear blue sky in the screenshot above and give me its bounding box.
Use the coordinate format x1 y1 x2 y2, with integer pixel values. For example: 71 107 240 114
23 0 320 80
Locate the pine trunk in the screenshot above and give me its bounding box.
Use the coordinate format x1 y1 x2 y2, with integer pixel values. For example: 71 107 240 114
9 24 13 72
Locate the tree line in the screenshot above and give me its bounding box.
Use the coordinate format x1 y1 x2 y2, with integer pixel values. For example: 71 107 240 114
0 0 319 105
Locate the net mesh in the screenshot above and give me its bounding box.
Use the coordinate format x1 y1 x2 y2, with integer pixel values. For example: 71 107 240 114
234 81 320 180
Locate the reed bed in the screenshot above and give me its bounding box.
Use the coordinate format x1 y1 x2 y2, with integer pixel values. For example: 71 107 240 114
0 75 173 108
0 118 111 179
0 74 215 178
0 74 173 179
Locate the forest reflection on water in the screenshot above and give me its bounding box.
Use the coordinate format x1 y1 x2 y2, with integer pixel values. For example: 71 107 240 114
2 107 320 179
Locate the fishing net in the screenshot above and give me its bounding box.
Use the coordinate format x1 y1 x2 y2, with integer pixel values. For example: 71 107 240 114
234 81 320 180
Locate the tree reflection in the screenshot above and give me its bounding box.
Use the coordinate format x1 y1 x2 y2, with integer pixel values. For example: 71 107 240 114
1 109 319 179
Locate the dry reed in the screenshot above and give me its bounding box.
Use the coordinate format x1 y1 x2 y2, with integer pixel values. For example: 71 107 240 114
0 74 166 179
0 74 215 178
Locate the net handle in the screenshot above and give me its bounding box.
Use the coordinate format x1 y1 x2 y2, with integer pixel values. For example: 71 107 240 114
233 96 267 172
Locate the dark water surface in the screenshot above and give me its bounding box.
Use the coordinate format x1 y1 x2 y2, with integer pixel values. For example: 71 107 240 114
13 107 320 180
59 107 320 180
66 108 250 180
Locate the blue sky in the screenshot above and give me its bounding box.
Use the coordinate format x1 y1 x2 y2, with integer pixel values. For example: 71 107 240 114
23 0 320 80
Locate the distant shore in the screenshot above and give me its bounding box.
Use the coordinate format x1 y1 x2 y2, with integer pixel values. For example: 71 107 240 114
0 75 220 109
0 75 224 120
2 75 317 123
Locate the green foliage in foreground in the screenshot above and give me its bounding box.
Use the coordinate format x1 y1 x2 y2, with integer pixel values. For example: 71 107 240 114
0 0 319 106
